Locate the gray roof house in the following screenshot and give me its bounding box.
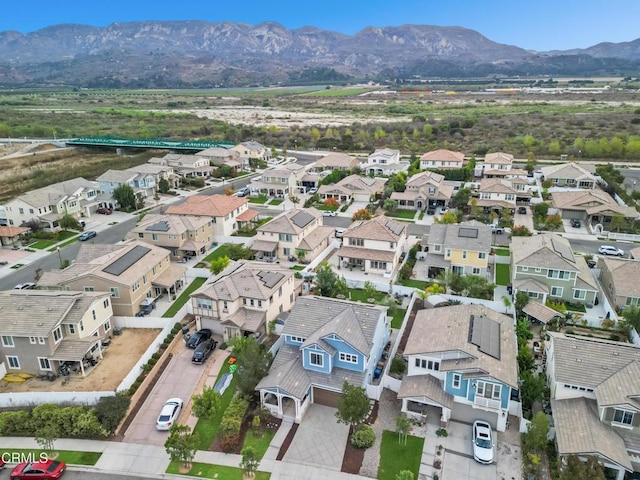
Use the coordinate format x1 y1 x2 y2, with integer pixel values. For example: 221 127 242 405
546 332 640 478
598 257 640 311
257 296 390 422
541 162 598 189
390 171 454 211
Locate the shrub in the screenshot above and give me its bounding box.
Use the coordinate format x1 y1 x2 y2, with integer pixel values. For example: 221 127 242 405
94 395 131 434
0 411 34 436
151 352 161 360
148 358 158 366
160 341 169 350
435 428 448 437
350 424 376 449
389 357 406 376
219 342 228 350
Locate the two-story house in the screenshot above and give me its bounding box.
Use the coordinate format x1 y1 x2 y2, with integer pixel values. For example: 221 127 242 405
318 174 388 204
257 296 390 422
472 178 525 213
310 153 360 173
126 163 180 190
3 178 99 231
390 171 454 211
598 257 640 311
511 233 599 306
166 194 256 237
0 290 113 377
421 222 492 279
37 239 187 316
420 149 465 170
545 332 640 479
230 141 270 164
399 304 518 432
364 148 407 176
251 164 307 198
196 147 245 172
148 153 213 178
338 215 407 276
190 260 296 341
541 162 598 189
96 169 157 199
480 152 527 178
126 214 215 260
252 208 333 263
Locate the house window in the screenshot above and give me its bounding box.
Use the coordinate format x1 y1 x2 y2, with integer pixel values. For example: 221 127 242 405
132 281 140 292
84 286 95 292
613 409 634 426
573 290 586 300
472 267 481 275
279 233 293 242
143 275 148 284
445 249 451 257
339 353 358 364
250 299 255 307
478 252 486 260
53 327 62 343
68 324 75 335
527 291 539 299
476 381 501 399
626 297 640 306
283 248 290 256
548 269 569 279
522 267 528 272
452 374 461 389
6 356 20 369
1 336 14 347
415 358 439 370
434 245 441 252
290 336 305 343
138 233 144 238
92 310 96 320
29 337 37 345
103 298 110 309
551 286 563 297
462 251 467 259
349 238 364 247
104 320 111 333
110 287 120 298
80 321 84 332
196 298 212 309
310 352 324 367
371 261 387 270
38 358 52 371
535 267 541 273
38 337 45 345
258 300 263 307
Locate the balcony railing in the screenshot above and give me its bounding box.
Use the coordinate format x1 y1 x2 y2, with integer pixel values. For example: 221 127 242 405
474 396 501 411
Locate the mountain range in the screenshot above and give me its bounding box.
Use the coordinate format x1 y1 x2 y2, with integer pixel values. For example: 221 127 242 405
0 21 638 88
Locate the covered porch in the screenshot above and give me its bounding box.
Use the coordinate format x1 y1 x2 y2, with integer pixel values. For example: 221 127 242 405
251 239 278 262
260 388 311 424
151 264 188 301
220 308 266 342
178 240 208 260
0 226 30 247
398 374 453 428
51 337 104 378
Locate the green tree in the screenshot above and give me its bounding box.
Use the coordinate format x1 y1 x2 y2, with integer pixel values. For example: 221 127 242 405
469 198 482 219
35 423 58 454
396 415 410 445
158 178 170 194
511 225 533 237
94 395 131 434
610 213 626 233
191 385 221 419
59 214 82 231
518 345 536 373
515 291 530 317
210 255 230 275
533 202 549 218
315 262 341 297
558 455 605 480
164 424 198 470
622 305 640 332
352 208 373 221
501 295 512 314
113 184 136 210
383 199 398 212
226 244 253 260
336 381 370 427
435 211 458 224
363 281 378 299
544 214 563 231
232 336 272 397
522 411 549 454
240 446 261 476
452 188 472 210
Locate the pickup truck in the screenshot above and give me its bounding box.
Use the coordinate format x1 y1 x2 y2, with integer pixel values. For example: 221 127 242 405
490 225 505 234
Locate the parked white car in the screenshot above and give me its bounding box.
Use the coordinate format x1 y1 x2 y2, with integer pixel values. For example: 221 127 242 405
598 245 624 257
472 420 495 464
323 211 336 217
156 398 183 431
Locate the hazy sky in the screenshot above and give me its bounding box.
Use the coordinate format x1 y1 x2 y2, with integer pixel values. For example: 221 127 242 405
3 0 638 51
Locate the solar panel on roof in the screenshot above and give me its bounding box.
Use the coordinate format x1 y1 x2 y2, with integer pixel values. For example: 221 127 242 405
145 221 170 232
458 227 479 239
386 221 404 236
469 315 501 359
102 246 151 276
291 211 314 228
257 271 285 289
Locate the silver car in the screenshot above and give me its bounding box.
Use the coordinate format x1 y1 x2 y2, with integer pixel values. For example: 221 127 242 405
598 245 624 257
156 398 183 430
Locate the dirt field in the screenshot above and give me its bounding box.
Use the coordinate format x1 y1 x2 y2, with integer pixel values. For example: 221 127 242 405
0 328 161 393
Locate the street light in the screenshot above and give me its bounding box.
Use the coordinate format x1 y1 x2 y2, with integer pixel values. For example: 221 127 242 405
57 247 63 269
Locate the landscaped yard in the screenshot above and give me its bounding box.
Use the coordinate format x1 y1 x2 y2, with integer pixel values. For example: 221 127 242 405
398 279 430 290
249 195 268 204
269 199 283 206
391 308 407 329
377 430 424 480
348 288 387 303
385 210 417 220
0 449 101 465
203 244 233 263
167 462 270 480
242 425 277 460
495 263 511 286
162 277 207 318
495 248 511 256
29 230 78 249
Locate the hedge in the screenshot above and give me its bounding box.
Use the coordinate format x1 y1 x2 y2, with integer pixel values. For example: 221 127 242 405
219 392 250 452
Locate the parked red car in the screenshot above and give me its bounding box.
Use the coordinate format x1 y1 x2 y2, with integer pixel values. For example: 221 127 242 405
10 460 66 480
96 207 112 215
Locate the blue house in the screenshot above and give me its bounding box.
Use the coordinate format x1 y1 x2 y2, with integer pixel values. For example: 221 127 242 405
399 304 518 432
257 296 390 422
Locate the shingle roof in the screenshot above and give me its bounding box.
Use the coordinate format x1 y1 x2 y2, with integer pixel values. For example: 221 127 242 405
479 178 518 194
426 222 491 252
397 374 454 408
541 162 597 182
601 258 640 299
420 149 465 162
334 174 388 195
256 208 322 235
484 152 514 165
166 194 248 217
404 304 518 388
511 233 577 271
342 215 406 242
129 214 211 236
315 153 359 169
551 189 615 210
96 170 138 183
18 177 96 208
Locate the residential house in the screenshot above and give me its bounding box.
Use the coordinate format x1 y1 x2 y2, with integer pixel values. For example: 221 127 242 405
165 194 256 237
338 215 407 276
3 178 99 231
197 147 245 172
364 148 407 175
0 226 30 247
127 163 180 189
252 208 334 263
190 260 296 341
541 162 598 189
399 304 518 432
420 149 465 170
257 296 390 422
230 141 270 164
471 178 526 213
545 332 640 479
511 233 599 306
551 190 640 230
37 239 187 317
310 153 360 172
127 214 215 260
421 222 492 279
96 169 157 200
481 152 528 178
0 290 113 377
148 153 213 178
390 171 454 210
598 257 640 310
318 174 388 203
251 164 307 198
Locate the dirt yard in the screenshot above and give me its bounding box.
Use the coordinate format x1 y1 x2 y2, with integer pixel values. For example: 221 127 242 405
0 328 161 393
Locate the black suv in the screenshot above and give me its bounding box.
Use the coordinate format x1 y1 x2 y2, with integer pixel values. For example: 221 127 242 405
191 339 218 364
186 328 212 349
570 218 581 228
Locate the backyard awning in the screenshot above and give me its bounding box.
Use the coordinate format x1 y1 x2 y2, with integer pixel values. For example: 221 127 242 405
237 209 259 222
51 338 100 361
152 264 187 288
337 246 395 263
251 240 278 252
522 302 562 324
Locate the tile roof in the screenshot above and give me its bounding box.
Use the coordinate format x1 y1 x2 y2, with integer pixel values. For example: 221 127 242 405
315 153 359 168
151 264 187 288
18 178 96 208
0 226 30 237
129 214 211 237
221 307 265 332
511 233 577 271
342 215 406 242
404 304 517 388
166 194 248 217
297 226 334 251
551 189 615 210
197 147 238 158
574 255 599 291
426 222 491 252
397 374 454 408
420 149 465 162
237 209 259 222
541 162 597 181
552 397 632 471
513 278 551 295
96 170 138 183
521 301 561 324
334 174 388 194
596 360 640 409
369 148 400 159
256 208 322 235
406 171 445 187
337 246 396 263
484 152 513 164
479 178 518 194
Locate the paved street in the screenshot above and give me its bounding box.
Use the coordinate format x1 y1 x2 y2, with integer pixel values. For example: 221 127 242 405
567 237 631 256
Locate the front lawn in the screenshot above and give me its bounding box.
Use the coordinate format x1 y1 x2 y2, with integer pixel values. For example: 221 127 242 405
269 199 283 206
391 308 407 329
249 195 268 204
377 430 424 480
167 462 270 480
495 263 511 286
290 265 305 271
203 244 233 263
242 425 277 460
30 240 57 249
0 449 101 465
162 277 207 318
385 210 417 220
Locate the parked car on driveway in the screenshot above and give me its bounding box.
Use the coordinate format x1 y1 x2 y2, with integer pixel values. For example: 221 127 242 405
490 224 504 234
186 328 212 349
79 230 97 241
156 398 183 431
322 211 336 217
518 206 527 214
570 218 581 228
96 207 112 215
426 206 436 215
236 187 250 197
192 339 218 364
308 187 318 195
13 283 36 290
10 459 66 480
599 245 624 257
472 420 494 464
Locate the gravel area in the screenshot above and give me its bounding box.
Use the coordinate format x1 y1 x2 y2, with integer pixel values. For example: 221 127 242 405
359 388 403 478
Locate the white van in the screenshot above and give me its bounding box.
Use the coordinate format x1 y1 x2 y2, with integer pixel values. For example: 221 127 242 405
335 228 345 238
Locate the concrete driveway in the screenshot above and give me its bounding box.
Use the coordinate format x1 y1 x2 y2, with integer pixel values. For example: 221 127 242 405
441 421 497 480
124 343 211 445
283 405 349 471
